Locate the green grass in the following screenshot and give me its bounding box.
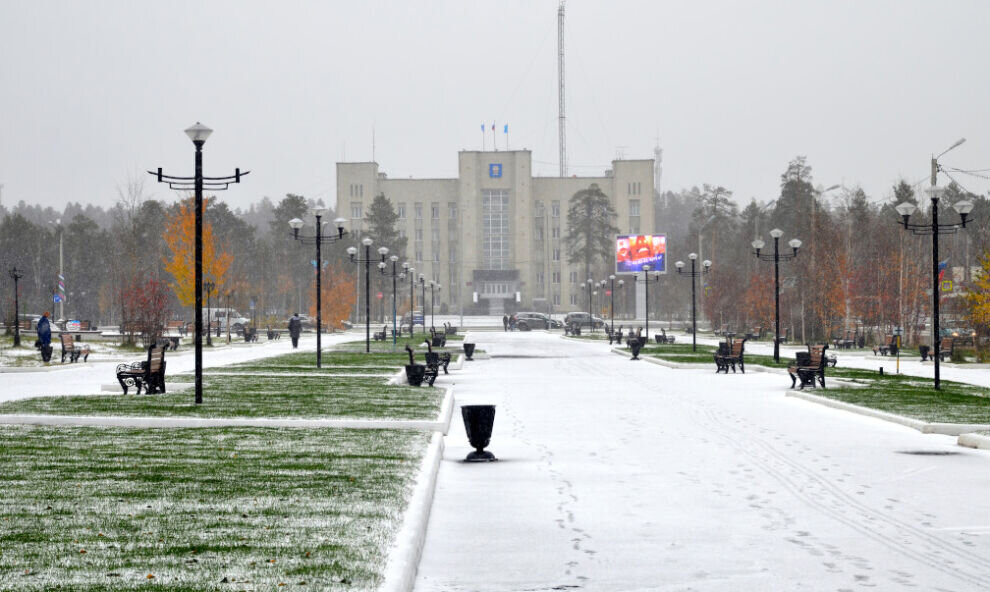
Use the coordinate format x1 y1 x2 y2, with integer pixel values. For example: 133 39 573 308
811 375 990 424
0 375 443 420
0 425 429 591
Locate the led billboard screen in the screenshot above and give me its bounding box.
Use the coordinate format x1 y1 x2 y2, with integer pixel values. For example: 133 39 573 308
616 234 666 274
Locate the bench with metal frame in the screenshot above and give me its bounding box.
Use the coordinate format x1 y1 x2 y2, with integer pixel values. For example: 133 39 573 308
59 333 90 363
115 344 167 395
714 337 748 374
788 344 829 389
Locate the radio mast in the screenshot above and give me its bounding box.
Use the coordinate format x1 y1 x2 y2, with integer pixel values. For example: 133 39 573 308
557 1 567 177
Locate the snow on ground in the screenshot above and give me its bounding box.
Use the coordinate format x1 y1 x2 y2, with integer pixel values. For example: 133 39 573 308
416 331 990 591
0 332 358 403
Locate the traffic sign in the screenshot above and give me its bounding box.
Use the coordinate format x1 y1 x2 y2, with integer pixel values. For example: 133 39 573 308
941 280 953 292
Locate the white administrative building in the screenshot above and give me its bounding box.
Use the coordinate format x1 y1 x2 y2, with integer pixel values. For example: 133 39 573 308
337 149 654 316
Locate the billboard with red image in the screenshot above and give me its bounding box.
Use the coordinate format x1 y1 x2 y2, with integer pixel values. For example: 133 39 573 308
616 234 666 274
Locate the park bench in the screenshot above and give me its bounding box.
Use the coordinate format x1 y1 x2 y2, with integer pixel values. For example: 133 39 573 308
266 326 281 340
565 323 582 336
115 344 167 395
424 338 451 375
938 337 954 362
788 344 829 389
872 335 898 356
59 333 90 363
243 327 258 342
166 320 187 336
745 326 762 341
429 329 446 348
833 331 855 350
443 322 457 335
714 337 748 373
373 325 387 341
77 320 92 331
18 320 32 331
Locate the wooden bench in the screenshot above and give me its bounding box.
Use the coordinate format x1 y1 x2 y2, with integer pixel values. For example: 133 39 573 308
424 338 451 375
872 335 898 356
714 338 747 373
373 325 387 341
745 326 762 340
166 320 188 336
788 344 829 389
59 333 90 363
115 344 167 395
266 327 281 340
833 330 856 350
938 337 954 362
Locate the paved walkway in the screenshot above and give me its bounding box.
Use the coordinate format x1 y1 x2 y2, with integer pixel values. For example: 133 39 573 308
415 331 990 591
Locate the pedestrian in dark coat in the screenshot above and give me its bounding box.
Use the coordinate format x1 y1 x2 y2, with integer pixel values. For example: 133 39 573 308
288 313 302 348
502 315 509 332
37 312 53 362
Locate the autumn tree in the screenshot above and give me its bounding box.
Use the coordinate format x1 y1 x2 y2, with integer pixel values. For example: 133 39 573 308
965 252 990 359
121 278 171 344
308 263 357 330
163 197 234 307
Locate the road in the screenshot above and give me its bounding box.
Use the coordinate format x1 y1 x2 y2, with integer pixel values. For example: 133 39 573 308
416 331 990 592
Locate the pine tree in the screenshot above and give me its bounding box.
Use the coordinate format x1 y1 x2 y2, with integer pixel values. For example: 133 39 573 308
565 183 619 281
364 193 407 259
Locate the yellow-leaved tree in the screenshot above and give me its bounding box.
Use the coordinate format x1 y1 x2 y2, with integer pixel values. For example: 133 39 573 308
965 251 990 360
309 263 356 331
163 197 234 306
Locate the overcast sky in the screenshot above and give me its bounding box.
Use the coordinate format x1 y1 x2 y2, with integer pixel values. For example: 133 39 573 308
2 0 989 214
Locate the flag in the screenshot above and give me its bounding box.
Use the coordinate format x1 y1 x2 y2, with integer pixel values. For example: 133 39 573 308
938 259 949 281
492 122 495 131
480 123 485 132
504 124 508 133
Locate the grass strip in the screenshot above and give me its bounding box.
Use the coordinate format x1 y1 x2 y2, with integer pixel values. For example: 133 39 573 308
0 425 429 591
0 375 443 420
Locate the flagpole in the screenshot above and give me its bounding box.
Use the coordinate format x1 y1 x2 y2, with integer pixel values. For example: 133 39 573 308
480 124 485 151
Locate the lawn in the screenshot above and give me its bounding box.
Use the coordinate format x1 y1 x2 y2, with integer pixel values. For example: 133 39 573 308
0 375 444 420
807 375 990 424
0 425 429 591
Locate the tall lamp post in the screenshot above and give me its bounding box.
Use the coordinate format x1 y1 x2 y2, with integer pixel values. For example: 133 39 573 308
48 219 64 322
404 264 416 335
895 185 973 390
347 239 387 353
8 267 23 347
429 281 442 330
289 210 347 368
630 265 661 341
149 123 248 405
379 255 404 348
607 275 623 334
419 274 427 335
675 254 712 352
751 229 801 363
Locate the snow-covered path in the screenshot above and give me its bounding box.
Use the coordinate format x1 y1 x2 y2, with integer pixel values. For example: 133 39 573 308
416 331 990 591
0 333 356 402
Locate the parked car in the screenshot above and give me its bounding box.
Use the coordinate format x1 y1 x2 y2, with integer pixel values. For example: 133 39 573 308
515 312 562 330
401 311 425 327
563 312 605 329
203 309 252 333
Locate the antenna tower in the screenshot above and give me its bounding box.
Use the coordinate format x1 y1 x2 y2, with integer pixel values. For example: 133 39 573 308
557 1 567 177
654 137 664 208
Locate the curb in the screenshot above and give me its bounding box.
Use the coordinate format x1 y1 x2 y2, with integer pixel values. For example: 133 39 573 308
785 390 990 436
958 433 990 450
381 431 444 592
0 413 450 432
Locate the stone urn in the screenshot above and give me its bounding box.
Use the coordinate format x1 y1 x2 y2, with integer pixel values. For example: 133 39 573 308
405 364 426 387
461 405 497 462
463 342 476 361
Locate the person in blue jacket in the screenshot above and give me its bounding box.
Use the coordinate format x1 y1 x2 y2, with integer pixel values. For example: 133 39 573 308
36 311 52 362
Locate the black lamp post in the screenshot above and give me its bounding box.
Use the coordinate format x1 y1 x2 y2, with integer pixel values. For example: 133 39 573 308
675 254 713 352
605 275 621 335
149 123 248 405
204 280 215 347
379 255 404 348
630 265 661 341
8 267 23 347
405 264 416 335
289 210 347 368
895 184 974 390
586 278 594 331
429 280 442 331
419 274 427 335
751 229 801 363
347 238 387 353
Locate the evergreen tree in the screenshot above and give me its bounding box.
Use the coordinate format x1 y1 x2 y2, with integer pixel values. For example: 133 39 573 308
364 193 407 260
565 183 619 281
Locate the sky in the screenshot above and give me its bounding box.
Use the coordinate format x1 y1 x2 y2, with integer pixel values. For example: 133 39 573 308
2 0 989 214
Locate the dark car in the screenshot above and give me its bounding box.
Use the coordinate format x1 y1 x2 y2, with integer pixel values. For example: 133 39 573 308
563 312 605 329
515 312 562 330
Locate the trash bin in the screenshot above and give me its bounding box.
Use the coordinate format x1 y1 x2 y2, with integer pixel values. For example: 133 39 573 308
405 364 426 387
461 404 497 462
919 345 930 362
463 343 476 361
629 339 643 360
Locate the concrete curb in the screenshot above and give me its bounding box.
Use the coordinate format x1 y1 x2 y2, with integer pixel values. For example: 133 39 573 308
381 431 445 592
785 390 990 436
100 382 194 392
958 433 990 450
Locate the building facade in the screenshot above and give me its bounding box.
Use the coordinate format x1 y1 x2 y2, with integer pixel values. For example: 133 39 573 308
337 150 654 315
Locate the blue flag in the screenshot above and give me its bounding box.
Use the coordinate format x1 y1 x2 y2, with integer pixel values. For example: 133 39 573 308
480 123 485 132
504 124 508 133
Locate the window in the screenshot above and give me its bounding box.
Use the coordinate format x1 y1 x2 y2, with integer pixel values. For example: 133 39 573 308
350 202 362 219
569 293 577 305
629 200 640 217
415 228 423 241
553 294 561 305
398 203 406 219
552 248 560 262
398 229 406 239
431 228 440 242
551 201 560 217
415 202 423 219
552 226 560 239
629 199 641 234
415 249 423 262
552 271 561 284
569 271 577 283
431 202 440 220
350 184 364 197
433 252 440 262
536 226 544 241
536 271 545 284
482 189 510 270
449 203 458 219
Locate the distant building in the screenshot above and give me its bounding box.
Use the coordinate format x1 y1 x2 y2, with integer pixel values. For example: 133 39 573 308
337 149 654 315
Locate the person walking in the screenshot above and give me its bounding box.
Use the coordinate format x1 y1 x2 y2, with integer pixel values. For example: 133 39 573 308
288 313 302 349
36 311 53 362
502 314 509 332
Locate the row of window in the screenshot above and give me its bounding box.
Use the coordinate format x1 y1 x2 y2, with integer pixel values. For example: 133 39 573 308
628 182 643 196
349 184 364 198
396 202 458 220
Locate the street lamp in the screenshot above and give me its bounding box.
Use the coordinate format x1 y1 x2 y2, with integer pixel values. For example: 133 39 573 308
404 263 416 335
203 280 215 347
379 255 404 348
630 265 661 341
347 238 387 353
8 267 23 347
419 274 427 335
751 229 801 363
895 184 974 390
149 122 248 405
608 276 623 335
586 278 594 331
289 211 347 368
430 281 442 330
48 219 64 322
675 254 713 352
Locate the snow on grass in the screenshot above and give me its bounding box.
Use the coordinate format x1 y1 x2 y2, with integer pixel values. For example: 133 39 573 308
0 425 429 591
810 376 990 424
0 375 443 420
